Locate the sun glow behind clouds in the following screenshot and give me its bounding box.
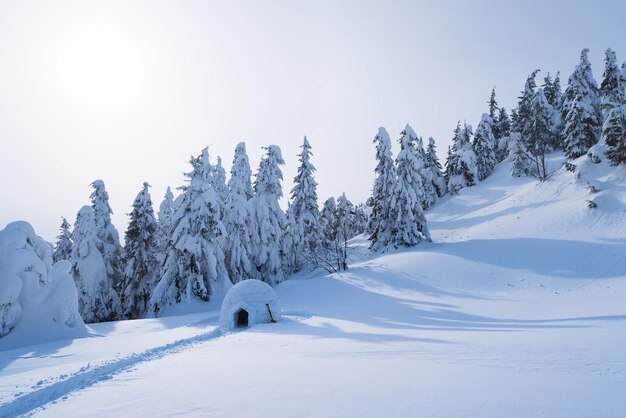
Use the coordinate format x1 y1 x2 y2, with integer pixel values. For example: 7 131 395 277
46 18 151 117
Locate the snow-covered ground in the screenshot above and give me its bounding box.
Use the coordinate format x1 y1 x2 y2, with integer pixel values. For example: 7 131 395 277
1 155 626 417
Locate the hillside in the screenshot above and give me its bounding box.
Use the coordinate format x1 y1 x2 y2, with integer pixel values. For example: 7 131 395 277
1 155 626 417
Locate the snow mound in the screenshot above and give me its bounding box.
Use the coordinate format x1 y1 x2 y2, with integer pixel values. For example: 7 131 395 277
219 279 281 331
0 221 86 350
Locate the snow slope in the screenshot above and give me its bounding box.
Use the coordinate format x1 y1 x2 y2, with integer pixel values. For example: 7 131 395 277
1 155 626 417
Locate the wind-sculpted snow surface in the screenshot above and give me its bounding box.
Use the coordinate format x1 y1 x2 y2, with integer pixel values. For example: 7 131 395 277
0 222 85 349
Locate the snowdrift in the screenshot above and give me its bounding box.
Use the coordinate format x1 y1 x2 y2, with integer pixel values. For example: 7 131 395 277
0 221 86 350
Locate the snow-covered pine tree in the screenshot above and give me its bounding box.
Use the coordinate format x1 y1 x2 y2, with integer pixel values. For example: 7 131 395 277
473 114 497 181
600 48 625 117
487 87 498 120
563 93 601 160
447 122 478 194
389 124 430 247
90 179 123 317
156 187 175 261
514 69 540 143
149 148 230 316
425 137 447 199
415 136 437 210
353 203 368 235
333 193 354 271
604 105 626 166
285 137 320 273
494 107 512 161
444 145 454 185
525 88 558 180
71 205 119 323
510 133 529 177
367 127 397 250
313 196 339 273
212 156 229 210
53 217 73 263
249 145 287 286
120 182 159 319
560 49 602 151
223 142 257 283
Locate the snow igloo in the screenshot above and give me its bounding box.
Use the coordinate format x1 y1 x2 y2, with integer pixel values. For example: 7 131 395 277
219 279 281 331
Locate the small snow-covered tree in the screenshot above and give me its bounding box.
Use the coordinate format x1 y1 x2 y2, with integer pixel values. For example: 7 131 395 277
285 137 320 273
249 145 286 286
71 205 119 323
223 142 257 283
333 193 355 271
494 107 512 161
313 196 341 273
487 87 498 120
120 182 159 319
353 203 368 235
510 133 529 177
604 105 626 166
600 49 625 117
564 94 601 159
473 114 497 181
389 124 430 247
447 122 478 194
90 179 123 316
53 217 73 263
425 137 447 199
150 148 230 316
212 156 229 210
367 127 397 250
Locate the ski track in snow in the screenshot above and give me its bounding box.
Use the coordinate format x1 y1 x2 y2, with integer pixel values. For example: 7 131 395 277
0 312 312 417
0 328 223 417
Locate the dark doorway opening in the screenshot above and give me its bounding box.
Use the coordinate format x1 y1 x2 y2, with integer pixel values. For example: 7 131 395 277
236 309 249 328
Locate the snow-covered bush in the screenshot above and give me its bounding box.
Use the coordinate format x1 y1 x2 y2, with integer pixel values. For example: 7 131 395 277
0 221 85 346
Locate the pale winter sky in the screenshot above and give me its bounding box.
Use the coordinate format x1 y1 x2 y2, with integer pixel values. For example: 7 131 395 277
0 0 625 241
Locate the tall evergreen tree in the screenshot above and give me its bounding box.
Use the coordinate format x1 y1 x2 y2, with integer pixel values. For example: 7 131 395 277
90 180 122 317
425 137 447 199
494 107 512 161
223 142 257 283
563 93 601 159
415 136 435 210
120 182 159 319
53 217 73 263
560 49 602 149
333 193 354 271
367 127 397 250
156 187 175 261
150 148 230 316
514 69 541 141
212 156 229 209
600 48 625 116
389 124 430 247
285 137 319 273
71 205 119 323
525 89 558 180
447 122 478 194
604 105 626 166
487 87 499 120
249 145 287 286
352 203 368 236
510 133 529 177
473 114 497 181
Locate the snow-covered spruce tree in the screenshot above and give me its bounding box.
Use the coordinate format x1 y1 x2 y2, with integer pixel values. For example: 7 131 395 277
333 193 355 271
526 89 559 180
563 95 599 159
514 69 540 143
353 203 368 235
223 142 257 283
149 148 230 316
285 137 320 273
510 133 529 177
425 137 447 199
389 124 430 247
600 48 624 117
212 156 229 211
249 145 286 286
90 179 123 316
414 136 434 210
443 145 454 185
447 122 478 194
543 72 563 111
367 127 397 250
314 196 338 272
487 87 498 120
156 187 175 261
473 114 497 181
120 182 159 319
53 217 73 263
494 107 512 161
604 105 626 166
71 205 119 323
560 49 602 150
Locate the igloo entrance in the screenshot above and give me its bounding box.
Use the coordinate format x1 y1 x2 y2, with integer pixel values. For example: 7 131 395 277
235 308 249 328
